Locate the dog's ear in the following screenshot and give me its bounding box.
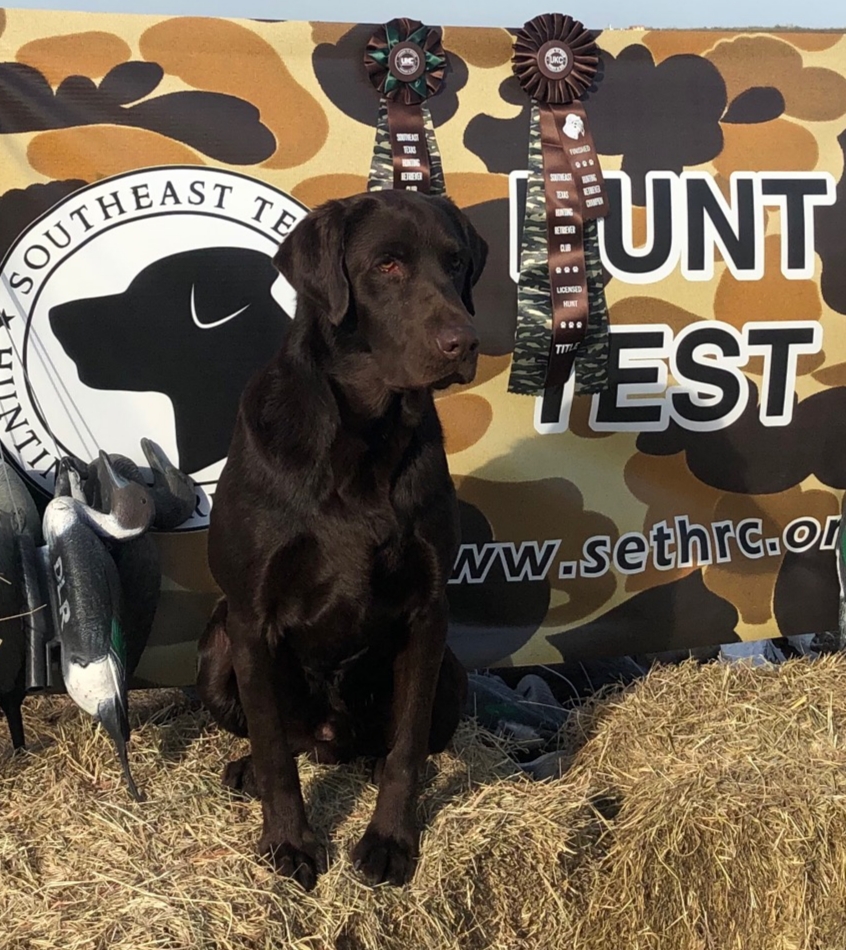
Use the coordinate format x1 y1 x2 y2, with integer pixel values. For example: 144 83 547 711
273 200 349 325
460 215 488 317
432 196 489 316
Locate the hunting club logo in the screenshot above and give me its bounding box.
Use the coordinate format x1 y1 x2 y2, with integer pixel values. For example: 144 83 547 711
389 42 426 81
0 166 307 529
540 42 572 77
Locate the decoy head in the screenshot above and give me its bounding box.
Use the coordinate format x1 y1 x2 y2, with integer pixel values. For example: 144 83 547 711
97 452 154 538
140 439 197 530
54 456 88 500
87 453 143 511
53 461 71 500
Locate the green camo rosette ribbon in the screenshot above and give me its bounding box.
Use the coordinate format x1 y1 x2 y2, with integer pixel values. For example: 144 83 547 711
364 17 446 195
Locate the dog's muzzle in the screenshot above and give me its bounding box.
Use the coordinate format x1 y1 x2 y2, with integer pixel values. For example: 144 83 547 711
436 325 479 363
432 330 479 389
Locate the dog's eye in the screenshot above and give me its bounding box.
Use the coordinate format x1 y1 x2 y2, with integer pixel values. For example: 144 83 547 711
447 253 464 276
377 257 402 275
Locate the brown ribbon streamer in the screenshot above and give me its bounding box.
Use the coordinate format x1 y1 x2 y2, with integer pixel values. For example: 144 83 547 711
512 13 610 390
539 101 609 385
386 98 431 192
539 103 586 386
559 100 608 219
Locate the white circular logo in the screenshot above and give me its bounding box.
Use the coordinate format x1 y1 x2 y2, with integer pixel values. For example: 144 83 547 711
0 166 308 529
395 47 421 76
543 46 570 74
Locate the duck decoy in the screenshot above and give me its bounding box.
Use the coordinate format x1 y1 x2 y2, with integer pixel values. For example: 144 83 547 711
0 459 43 750
85 441 196 532
141 438 197 530
43 442 197 797
44 454 155 798
81 442 196 671
80 452 164 678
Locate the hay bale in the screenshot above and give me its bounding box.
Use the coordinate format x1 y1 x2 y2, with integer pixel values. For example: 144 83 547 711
564 657 846 950
2 658 846 950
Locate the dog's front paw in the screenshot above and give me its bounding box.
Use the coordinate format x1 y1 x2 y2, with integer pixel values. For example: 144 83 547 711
351 827 418 887
258 830 324 891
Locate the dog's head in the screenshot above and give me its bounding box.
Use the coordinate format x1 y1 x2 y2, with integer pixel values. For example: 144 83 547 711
273 190 488 391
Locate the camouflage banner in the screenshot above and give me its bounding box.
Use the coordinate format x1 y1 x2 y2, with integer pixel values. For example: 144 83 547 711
0 8 845 683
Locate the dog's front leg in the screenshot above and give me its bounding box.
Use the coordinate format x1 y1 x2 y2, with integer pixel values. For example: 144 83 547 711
227 609 322 890
352 597 448 886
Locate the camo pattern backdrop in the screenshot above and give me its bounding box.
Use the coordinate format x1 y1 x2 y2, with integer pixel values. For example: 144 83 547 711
1 8 845 683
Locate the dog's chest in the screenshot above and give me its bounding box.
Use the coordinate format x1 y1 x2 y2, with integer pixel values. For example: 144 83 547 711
266 448 433 639
320 484 426 603
261 407 452 668
268 507 428 670
322 423 420 555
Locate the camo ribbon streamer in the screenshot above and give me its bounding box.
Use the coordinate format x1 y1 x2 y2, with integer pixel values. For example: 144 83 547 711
508 13 611 396
367 101 445 196
364 18 446 193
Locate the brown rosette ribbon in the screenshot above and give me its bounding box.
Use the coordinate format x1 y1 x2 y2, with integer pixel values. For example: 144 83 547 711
364 18 446 192
511 13 609 391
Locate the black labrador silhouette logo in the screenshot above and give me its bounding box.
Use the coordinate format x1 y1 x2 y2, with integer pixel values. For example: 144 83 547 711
0 167 307 528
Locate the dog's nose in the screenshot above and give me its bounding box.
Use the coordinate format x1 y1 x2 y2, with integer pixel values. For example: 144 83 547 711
436 325 479 361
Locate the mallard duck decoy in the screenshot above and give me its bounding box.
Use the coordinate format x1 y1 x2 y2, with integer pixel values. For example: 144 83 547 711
0 460 43 750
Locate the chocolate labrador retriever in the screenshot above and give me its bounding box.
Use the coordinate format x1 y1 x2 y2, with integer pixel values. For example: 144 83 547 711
197 189 487 890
